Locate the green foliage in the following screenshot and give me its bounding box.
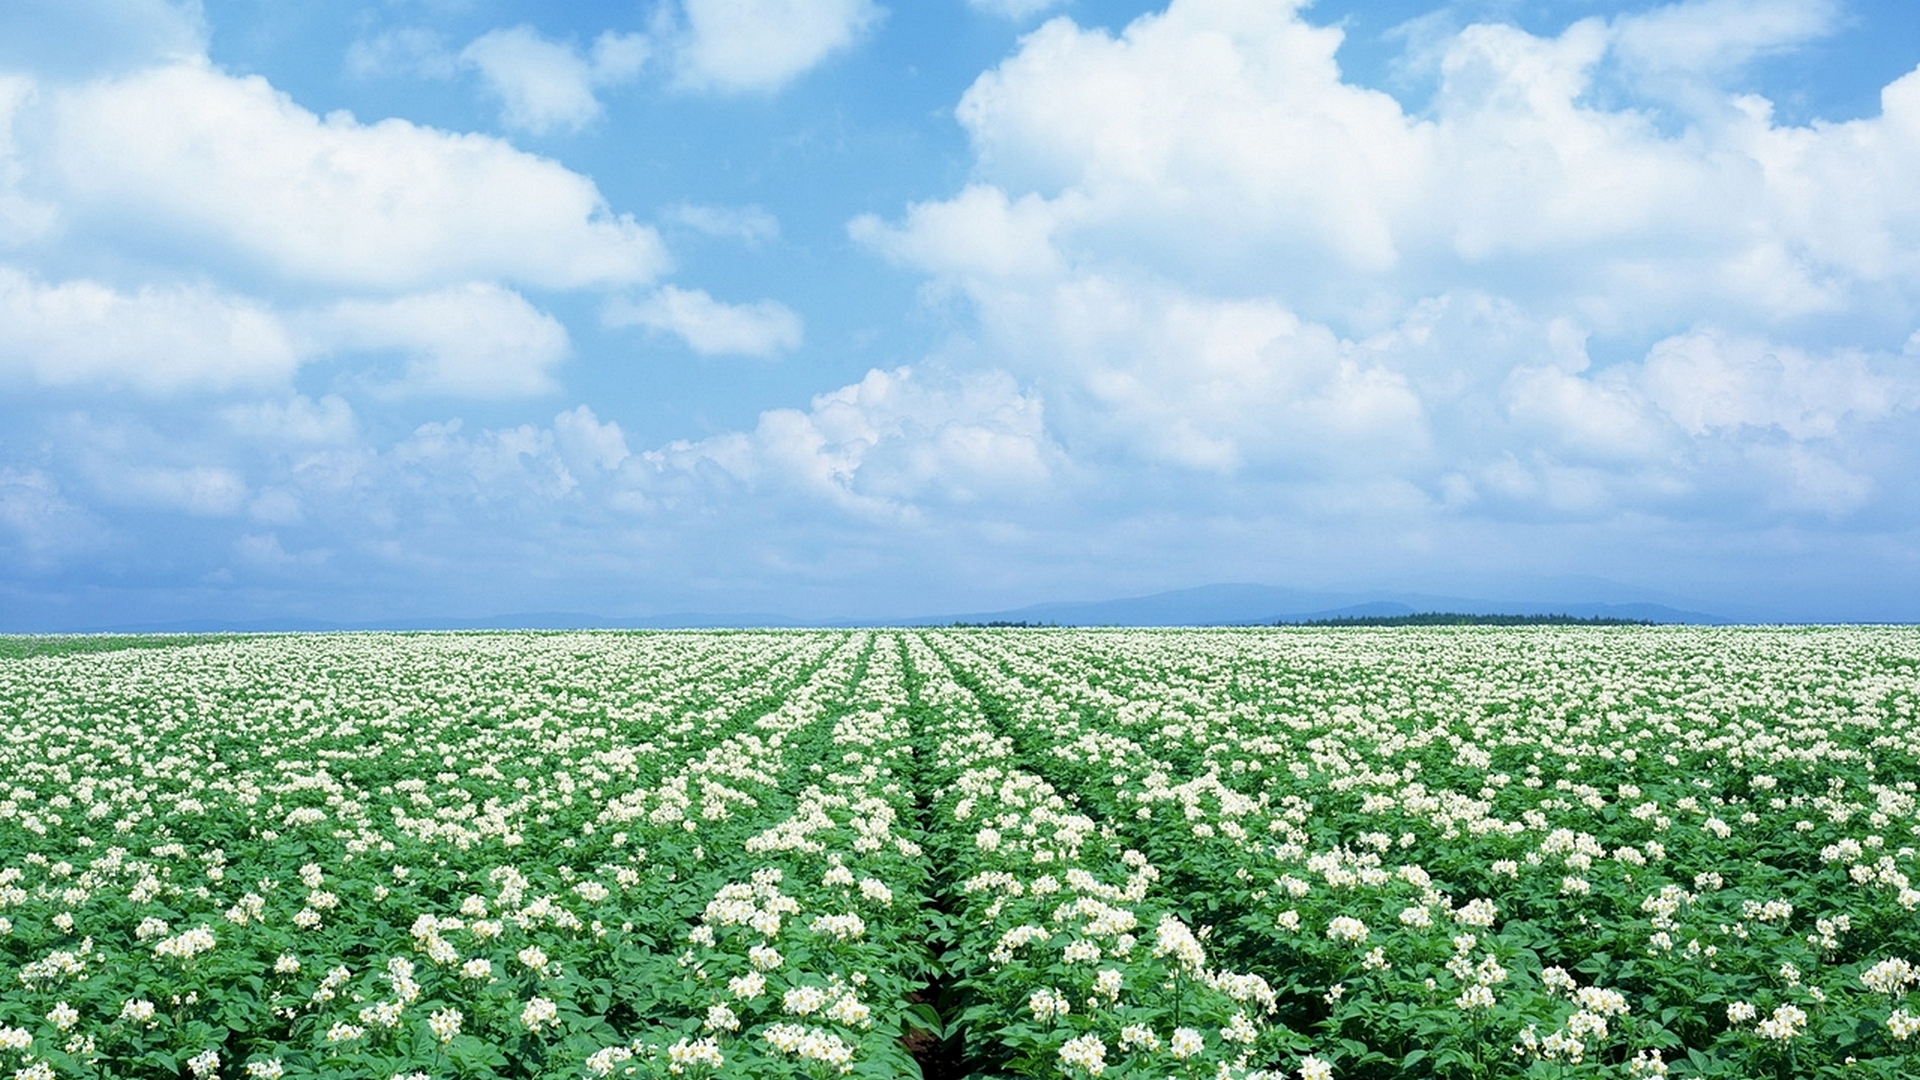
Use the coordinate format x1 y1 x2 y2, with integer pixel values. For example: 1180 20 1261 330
1 627 1918 1079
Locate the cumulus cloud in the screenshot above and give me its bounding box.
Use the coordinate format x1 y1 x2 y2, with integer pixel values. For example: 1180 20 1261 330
111 464 249 516
309 284 572 398
851 185 1064 280
894 0 1920 328
0 77 57 247
0 267 299 393
647 366 1054 513
606 285 803 358
221 395 357 445
553 405 631 473
1639 329 1906 439
852 0 1920 525
43 61 667 291
460 25 650 134
670 0 883 93
1610 0 1839 78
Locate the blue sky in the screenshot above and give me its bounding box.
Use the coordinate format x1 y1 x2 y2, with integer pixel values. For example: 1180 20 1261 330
3 0 1919 627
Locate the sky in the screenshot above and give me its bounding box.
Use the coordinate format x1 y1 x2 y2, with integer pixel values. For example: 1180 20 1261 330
3 0 1920 628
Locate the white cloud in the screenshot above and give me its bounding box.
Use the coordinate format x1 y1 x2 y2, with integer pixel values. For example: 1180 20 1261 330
852 0 1920 524
221 394 357 445
1611 0 1838 78
45 61 668 291
0 467 103 565
394 418 580 501
606 285 803 358
1503 364 1669 464
234 531 328 566
851 185 1063 280
345 28 460 80
886 0 1920 331
114 464 248 516
648 366 1054 513
967 0 1067 20
553 405 631 472
0 77 57 246
667 202 781 245
460 25 650 134
310 283 571 398
971 275 1429 473
671 0 882 93
1639 328 1904 439
1760 444 1874 514
0 266 299 392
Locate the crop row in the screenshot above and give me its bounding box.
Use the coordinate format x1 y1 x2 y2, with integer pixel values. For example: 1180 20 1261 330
1 628 1918 1079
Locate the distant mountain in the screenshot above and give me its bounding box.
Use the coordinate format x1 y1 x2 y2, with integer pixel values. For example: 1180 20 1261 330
937 583 1727 626
57 581 1730 634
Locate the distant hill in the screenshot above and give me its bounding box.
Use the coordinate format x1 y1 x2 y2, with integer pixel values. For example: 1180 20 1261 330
1290 612 1655 627
938 583 1725 627
44 581 1729 634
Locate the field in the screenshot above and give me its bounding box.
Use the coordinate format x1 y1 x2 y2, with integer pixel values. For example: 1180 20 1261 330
1 627 1917 1080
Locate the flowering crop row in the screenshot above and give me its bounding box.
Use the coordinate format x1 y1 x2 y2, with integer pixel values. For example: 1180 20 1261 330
2 627 1919 1079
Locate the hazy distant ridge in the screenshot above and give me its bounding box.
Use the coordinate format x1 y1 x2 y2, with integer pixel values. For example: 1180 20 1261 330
57 581 1731 633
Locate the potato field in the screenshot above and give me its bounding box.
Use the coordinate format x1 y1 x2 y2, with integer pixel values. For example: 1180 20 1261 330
1 628 1918 1080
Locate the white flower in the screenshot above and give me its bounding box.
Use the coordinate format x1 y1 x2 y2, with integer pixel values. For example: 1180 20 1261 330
244 1060 285 1080
810 912 866 940
1756 1003 1808 1041
1029 987 1071 1022
705 1004 740 1032
520 996 559 1032
1454 899 1497 928
186 1049 220 1078
1220 1011 1258 1044
1455 984 1496 1010
784 985 829 1016
729 971 767 1001
429 1007 463 1043
1058 1033 1107 1076
1170 1027 1205 1059
667 1036 724 1074
1299 1055 1333 1080
1862 958 1918 995
153 925 217 961
1326 916 1368 943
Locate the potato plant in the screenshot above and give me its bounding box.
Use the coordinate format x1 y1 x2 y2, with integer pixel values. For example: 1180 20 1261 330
1 627 1917 1079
